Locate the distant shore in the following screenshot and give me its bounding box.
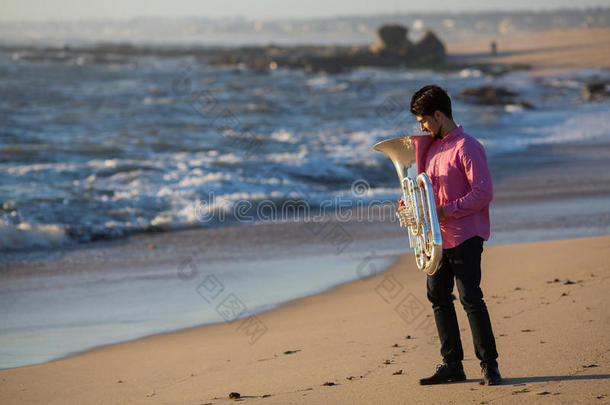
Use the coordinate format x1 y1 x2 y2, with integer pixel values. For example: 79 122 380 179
4 27 609 76
446 27 610 75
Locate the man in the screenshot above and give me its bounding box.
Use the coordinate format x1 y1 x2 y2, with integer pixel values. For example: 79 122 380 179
402 84 502 386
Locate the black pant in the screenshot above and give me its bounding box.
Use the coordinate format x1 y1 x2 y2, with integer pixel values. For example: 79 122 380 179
426 236 498 368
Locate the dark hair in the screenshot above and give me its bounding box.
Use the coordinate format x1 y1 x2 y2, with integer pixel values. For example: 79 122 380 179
410 84 453 119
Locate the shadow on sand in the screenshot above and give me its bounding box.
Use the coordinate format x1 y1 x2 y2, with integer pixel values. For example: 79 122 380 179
453 374 610 385
502 374 610 385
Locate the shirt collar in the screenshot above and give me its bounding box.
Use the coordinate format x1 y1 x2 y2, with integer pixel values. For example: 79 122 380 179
441 124 463 143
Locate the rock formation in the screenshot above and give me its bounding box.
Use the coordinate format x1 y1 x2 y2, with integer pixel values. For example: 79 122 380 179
458 86 535 109
370 24 412 54
582 81 609 101
412 30 446 63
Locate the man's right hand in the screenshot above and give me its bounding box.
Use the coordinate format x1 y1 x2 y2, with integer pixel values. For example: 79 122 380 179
397 198 405 211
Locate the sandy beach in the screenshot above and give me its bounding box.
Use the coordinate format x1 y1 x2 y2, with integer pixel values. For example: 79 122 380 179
446 27 610 75
1 236 609 404
1 25 610 404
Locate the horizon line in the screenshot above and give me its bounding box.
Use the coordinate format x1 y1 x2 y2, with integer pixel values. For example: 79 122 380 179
1 6 608 25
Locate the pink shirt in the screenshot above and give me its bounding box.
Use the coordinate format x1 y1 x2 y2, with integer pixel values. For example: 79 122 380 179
414 125 493 249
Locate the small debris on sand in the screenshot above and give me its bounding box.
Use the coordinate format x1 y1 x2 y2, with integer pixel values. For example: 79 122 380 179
392 369 403 375
322 382 336 386
229 392 240 399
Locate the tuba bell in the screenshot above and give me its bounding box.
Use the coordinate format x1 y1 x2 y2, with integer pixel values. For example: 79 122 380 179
373 136 443 275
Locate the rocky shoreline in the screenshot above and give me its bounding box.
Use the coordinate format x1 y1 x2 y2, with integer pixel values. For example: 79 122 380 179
3 23 532 75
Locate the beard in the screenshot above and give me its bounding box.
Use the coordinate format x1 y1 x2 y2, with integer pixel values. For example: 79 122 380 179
423 118 443 139
432 123 443 140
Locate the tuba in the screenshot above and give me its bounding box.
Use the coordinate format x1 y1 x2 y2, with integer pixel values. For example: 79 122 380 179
373 136 443 275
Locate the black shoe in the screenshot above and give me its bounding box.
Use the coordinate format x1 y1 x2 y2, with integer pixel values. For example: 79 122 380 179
481 364 502 385
419 363 466 385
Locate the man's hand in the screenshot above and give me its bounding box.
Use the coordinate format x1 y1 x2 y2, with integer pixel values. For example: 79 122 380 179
436 205 445 221
398 198 405 211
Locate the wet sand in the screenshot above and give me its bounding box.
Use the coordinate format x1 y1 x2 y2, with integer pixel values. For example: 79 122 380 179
1 236 609 404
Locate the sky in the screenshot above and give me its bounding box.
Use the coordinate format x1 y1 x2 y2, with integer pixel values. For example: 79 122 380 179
1 0 609 22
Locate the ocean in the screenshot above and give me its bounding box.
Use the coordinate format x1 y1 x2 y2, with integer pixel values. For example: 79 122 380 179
1 51 609 250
